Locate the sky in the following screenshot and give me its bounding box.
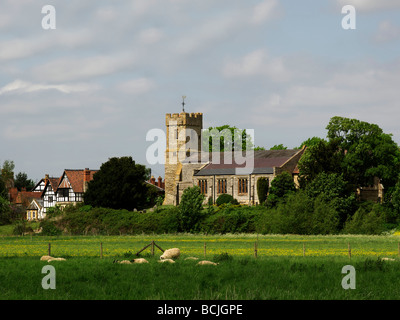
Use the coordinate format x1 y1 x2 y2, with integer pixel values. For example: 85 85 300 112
1 0 400 182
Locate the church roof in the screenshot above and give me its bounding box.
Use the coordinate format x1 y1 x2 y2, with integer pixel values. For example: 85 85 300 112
193 149 302 176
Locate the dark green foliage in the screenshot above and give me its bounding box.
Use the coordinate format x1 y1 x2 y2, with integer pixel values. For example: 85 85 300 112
256 191 340 235
14 172 35 191
256 177 269 205
40 220 62 236
266 172 295 208
12 221 33 235
216 194 239 206
343 202 386 235
201 205 259 234
84 156 154 211
178 186 205 232
304 172 356 227
0 196 11 225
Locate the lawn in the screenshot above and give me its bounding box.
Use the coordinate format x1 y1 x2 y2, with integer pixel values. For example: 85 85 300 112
1 233 400 300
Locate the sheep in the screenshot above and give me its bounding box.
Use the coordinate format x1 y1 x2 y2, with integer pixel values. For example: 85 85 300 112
40 255 53 261
197 260 219 266
160 248 180 260
131 258 149 264
118 260 132 264
185 257 199 261
158 258 175 263
40 255 66 262
47 257 66 262
382 257 396 262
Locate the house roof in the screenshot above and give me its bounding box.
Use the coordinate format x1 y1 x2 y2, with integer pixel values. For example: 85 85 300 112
59 169 98 193
194 149 302 176
27 199 44 210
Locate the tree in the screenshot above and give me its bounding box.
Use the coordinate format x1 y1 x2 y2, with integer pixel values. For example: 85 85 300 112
326 116 400 195
0 196 11 225
14 172 35 191
298 136 324 149
256 177 269 204
203 125 254 152
0 160 15 190
84 156 152 211
178 186 205 232
297 138 343 187
266 172 295 207
270 144 287 150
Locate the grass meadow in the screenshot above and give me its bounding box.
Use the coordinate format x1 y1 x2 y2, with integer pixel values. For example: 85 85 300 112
1 233 400 299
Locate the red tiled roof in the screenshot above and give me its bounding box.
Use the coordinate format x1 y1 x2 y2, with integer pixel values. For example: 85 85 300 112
61 169 98 193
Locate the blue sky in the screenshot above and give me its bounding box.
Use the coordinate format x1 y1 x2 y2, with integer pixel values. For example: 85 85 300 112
1 0 400 182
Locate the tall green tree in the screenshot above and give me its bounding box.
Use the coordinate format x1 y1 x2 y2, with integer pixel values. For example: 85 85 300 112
84 156 153 211
266 172 295 207
326 116 400 195
256 177 269 204
178 186 205 232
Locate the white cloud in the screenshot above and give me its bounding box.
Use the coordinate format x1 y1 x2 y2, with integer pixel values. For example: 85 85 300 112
252 0 279 25
0 79 98 95
335 0 400 12
373 20 400 43
116 78 156 95
138 28 164 44
31 54 136 82
222 49 291 82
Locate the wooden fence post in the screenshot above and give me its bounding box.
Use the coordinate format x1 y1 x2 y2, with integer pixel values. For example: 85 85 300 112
348 242 351 259
204 242 206 258
100 242 103 259
303 243 306 257
151 241 155 256
48 243 51 256
254 241 258 258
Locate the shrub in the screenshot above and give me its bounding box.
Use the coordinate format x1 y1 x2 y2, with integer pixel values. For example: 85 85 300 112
343 202 385 235
40 220 62 236
216 194 239 206
256 177 269 205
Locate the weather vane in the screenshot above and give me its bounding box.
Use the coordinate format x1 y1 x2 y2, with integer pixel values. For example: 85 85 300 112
182 95 186 112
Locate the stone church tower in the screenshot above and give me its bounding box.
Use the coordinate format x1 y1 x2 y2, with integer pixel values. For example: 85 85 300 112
163 112 203 205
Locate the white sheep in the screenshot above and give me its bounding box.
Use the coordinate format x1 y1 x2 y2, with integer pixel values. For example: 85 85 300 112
382 257 396 262
185 257 199 261
160 248 180 260
197 260 219 266
40 255 53 261
131 258 149 264
47 257 66 262
118 260 132 264
40 255 66 262
158 258 175 263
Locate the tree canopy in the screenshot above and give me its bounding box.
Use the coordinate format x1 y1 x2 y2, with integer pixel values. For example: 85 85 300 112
84 156 154 211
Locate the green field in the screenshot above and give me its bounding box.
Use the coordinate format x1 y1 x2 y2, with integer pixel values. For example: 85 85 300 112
1 233 400 300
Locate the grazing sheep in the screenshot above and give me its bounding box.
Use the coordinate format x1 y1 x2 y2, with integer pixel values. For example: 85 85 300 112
131 258 149 264
160 248 180 260
382 257 396 262
185 257 198 261
158 259 175 263
118 260 132 264
40 255 66 262
40 255 53 261
197 260 219 266
47 257 66 262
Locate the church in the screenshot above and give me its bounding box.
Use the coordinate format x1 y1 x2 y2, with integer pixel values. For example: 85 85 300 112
163 110 305 206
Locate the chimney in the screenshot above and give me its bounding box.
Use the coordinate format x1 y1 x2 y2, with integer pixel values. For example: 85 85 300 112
44 174 49 184
150 176 156 185
83 168 90 192
158 176 162 188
